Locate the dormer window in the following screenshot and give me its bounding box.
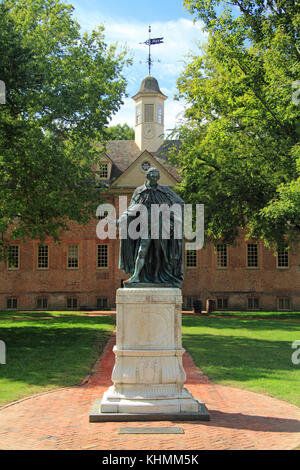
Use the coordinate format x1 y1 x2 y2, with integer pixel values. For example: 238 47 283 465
98 163 108 179
144 104 154 122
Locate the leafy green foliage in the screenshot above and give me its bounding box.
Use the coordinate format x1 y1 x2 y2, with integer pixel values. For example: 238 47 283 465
172 0 300 246
0 0 129 247
105 123 135 140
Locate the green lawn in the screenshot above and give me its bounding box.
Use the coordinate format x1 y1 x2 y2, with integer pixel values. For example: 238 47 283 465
182 316 300 407
203 310 300 320
184 310 300 320
0 314 115 405
0 310 113 319
1 311 300 410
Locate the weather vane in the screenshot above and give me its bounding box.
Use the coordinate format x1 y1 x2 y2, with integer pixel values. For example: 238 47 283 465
140 25 164 75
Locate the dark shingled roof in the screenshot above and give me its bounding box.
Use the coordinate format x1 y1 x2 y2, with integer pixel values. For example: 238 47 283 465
139 76 163 94
103 140 181 183
132 76 167 99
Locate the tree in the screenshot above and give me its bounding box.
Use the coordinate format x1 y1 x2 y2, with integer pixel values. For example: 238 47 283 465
105 123 135 140
171 0 300 247
0 0 129 248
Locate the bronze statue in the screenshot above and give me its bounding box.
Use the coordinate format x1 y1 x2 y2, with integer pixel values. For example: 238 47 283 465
113 167 184 287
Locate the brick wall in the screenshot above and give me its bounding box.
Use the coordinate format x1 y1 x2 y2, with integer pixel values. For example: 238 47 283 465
1 216 299 312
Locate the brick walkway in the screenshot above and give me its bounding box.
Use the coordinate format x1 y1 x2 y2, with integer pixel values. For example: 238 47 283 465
0 334 300 450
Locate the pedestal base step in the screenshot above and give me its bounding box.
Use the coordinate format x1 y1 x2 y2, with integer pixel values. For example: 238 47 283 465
89 398 210 422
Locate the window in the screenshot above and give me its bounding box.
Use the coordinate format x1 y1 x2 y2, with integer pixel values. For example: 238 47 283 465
67 245 79 269
97 297 109 309
216 244 228 268
144 104 154 122
7 245 19 270
277 246 289 268
7 297 18 309
67 297 78 309
217 298 229 310
248 297 259 310
185 296 198 309
157 105 163 124
136 105 141 124
185 250 197 268
98 163 108 179
97 210 108 221
36 298 48 309
278 297 291 311
38 245 49 269
247 244 258 268
97 244 108 268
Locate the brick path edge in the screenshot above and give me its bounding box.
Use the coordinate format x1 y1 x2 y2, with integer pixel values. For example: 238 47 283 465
0 333 300 450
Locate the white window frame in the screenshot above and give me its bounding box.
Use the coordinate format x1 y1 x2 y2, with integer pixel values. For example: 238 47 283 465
185 249 197 268
144 104 154 122
66 297 78 309
7 245 20 270
7 297 18 309
216 244 228 268
277 297 291 311
247 243 259 268
157 105 163 124
67 244 79 270
37 245 49 270
97 297 109 309
277 247 289 269
216 298 229 310
97 244 109 269
248 297 260 310
98 163 109 179
136 105 141 125
36 297 48 309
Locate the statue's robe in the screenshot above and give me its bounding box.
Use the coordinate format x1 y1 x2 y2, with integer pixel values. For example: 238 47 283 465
119 183 184 287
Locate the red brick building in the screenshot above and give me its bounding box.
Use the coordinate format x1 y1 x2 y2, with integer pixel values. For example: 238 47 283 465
1 76 299 312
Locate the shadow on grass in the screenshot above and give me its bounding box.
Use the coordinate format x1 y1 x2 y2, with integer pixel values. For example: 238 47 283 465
208 311 300 320
182 317 300 408
183 315 300 332
0 316 116 390
183 332 296 380
0 310 114 319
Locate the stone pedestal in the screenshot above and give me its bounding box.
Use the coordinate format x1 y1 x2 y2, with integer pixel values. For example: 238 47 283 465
90 288 209 421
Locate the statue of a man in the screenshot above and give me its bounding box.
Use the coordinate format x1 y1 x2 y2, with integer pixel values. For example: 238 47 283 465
114 167 184 287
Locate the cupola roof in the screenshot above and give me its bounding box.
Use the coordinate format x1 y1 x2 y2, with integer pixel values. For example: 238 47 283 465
132 75 167 100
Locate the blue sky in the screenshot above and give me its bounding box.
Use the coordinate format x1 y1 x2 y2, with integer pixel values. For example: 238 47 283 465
69 0 208 132
71 0 192 23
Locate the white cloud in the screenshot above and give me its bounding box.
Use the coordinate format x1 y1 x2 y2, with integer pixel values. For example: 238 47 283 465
72 6 207 129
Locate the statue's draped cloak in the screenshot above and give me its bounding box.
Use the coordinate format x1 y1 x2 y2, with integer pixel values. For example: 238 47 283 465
119 183 184 287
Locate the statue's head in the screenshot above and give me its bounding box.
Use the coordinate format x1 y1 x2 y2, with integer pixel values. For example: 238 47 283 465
146 167 160 185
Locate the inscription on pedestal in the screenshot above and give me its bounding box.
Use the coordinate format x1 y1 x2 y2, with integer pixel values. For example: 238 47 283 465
126 309 171 349
136 359 160 383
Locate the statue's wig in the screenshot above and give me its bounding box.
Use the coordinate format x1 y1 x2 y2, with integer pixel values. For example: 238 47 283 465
146 167 160 177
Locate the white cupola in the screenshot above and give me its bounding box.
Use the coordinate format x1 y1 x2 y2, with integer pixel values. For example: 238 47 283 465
132 75 167 152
